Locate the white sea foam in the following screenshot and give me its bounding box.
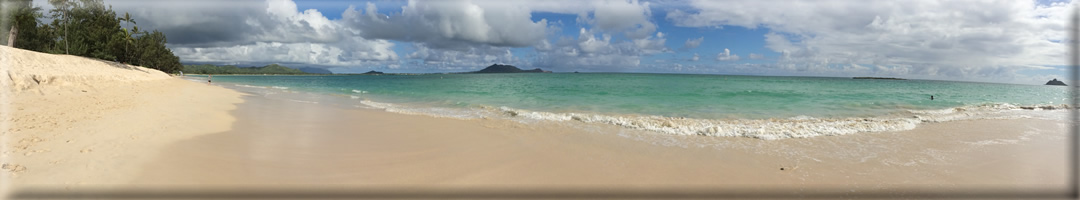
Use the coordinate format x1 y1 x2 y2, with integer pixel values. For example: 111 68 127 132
271 86 289 90
358 100 486 120
351 89 368 94
287 99 320 104
235 84 268 89
498 107 920 140
353 99 1068 140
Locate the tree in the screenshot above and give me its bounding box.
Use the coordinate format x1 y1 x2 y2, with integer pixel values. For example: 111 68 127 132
4 0 183 73
2 0 52 51
2 0 31 46
119 12 134 62
47 0 70 54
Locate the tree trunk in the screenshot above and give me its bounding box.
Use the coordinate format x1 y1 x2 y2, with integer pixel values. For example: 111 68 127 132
7 21 17 47
64 14 68 54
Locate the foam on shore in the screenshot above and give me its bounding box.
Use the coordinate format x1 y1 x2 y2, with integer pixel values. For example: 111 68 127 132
358 98 1066 140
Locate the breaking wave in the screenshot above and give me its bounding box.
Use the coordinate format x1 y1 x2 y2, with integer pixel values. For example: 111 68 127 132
359 99 1068 140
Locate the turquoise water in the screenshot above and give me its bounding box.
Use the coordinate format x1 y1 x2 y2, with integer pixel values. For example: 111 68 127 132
195 73 1068 139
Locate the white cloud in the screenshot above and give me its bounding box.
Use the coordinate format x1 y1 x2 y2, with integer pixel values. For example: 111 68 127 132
85 0 669 71
748 53 764 60
583 0 656 39
667 0 1071 80
173 38 397 66
690 53 700 61
405 43 520 71
533 28 669 71
715 48 739 61
99 0 397 67
682 37 704 50
337 0 663 71
341 0 549 48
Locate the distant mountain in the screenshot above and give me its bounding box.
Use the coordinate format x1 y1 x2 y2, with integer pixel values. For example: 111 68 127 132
182 64 310 74
299 67 333 74
1046 78 1067 86
473 64 549 73
361 70 384 75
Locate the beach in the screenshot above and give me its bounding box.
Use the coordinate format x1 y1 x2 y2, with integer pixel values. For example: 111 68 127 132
2 46 1071 197
2 46 243 187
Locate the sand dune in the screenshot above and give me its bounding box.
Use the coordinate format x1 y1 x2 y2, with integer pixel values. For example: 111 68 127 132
0 46 1069 198
1 46 243 189
2 46 170 93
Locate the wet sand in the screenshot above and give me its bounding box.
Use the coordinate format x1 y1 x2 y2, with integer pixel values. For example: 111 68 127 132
2 46 1070 198
128 92 1070 194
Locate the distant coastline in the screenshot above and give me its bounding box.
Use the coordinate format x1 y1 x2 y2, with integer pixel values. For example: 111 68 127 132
183 64 316 75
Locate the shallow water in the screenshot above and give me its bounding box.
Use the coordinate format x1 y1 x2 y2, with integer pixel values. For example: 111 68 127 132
191 74 1068 139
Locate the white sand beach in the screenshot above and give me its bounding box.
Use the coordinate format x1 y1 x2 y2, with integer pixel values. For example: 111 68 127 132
1 45 1071 197
2 46 243 188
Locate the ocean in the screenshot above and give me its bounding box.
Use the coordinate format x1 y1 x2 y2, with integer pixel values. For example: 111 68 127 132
191 73 1068 139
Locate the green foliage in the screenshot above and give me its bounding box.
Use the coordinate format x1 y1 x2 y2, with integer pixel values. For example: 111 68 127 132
13 6 53 52
133 30 181 73
3 0 183 73
182 64 312 75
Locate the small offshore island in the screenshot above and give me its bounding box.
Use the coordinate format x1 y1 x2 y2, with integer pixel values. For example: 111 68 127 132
361 70 385 75
1045 78 1067 86
471 64 551 73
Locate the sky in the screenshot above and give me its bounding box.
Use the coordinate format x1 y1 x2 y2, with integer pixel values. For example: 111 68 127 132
29 0 1077 84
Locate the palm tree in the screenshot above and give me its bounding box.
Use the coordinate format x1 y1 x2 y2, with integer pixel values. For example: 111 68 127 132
47 0 70 54
119 12 135 63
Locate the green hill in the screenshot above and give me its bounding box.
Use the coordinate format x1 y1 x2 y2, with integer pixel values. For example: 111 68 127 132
182 64 311 75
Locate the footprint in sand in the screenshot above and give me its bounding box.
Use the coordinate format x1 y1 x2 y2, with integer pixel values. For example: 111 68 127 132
2 163 27 172
779 163 800 172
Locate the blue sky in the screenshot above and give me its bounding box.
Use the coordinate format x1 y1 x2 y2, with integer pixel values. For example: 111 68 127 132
38 0 1075 84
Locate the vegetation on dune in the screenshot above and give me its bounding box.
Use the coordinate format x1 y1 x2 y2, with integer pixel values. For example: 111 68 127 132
1 0 181 73
182 64 313 75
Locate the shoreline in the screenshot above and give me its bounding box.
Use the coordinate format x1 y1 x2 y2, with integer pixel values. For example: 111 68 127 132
2 46 1070 195
204 77 1068 140
5 78 244 186
123 90 1069 189
2 46 245 189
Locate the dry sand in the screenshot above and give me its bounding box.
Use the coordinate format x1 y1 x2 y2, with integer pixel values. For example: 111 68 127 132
0 46 1072 198
127 91 1070 193
1 46 243 189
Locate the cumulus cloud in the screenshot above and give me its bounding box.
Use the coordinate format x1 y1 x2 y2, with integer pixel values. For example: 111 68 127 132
331 0 665 71
748 53 764 60
681 37 704 50
174 38 397 66
340 0 550 49
405 43 520 71
666 0 1070 79
581 0 656 39
715 48 739 61
533 28 669 71
690 53 700 61
105 0 397 67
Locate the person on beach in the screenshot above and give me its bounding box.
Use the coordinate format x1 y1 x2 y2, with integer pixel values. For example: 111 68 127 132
931 95 934 100
208 74 212 84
